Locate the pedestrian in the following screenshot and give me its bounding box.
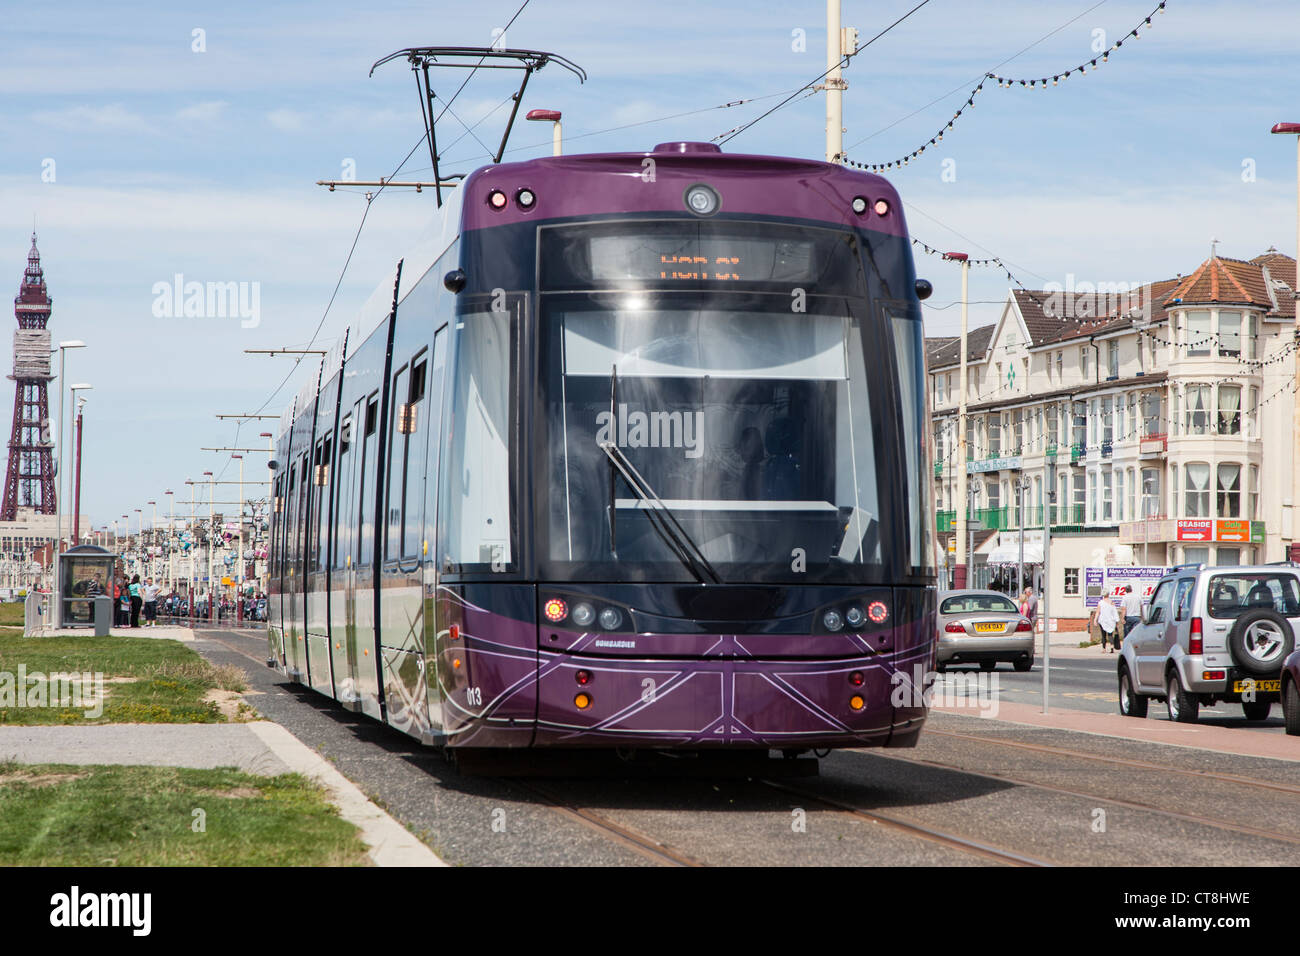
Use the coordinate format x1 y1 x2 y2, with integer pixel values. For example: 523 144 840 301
143 577 160 627
117 580 131 629
128 574 143 628
1019 586 1038 625
1122 584 1144 638
1096 592 1120 653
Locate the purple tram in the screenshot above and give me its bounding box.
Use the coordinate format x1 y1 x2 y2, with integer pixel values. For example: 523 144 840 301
266 140 936 757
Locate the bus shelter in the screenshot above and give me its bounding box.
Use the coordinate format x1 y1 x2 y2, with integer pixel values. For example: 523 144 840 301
59 544 114 630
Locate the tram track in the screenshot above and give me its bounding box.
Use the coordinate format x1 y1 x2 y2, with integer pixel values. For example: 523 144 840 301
755 777 1054 866
925 727 1300 796
867 749 1300 850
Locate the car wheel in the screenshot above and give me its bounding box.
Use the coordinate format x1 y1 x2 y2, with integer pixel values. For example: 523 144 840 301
1226 608 1295 677
1241 700 1272 721
979 660 996 672
1014 657 1033 673
1284 679 1300 737
1166 671 1199 724
1119 666 1147 718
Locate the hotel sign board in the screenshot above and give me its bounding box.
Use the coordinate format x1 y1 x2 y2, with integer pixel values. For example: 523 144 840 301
967 456 1022 474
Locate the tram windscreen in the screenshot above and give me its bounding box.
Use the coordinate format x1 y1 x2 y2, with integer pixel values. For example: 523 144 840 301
540 289 887 584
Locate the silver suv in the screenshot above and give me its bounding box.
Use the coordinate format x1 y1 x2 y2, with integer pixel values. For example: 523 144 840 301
1118 564 1299 723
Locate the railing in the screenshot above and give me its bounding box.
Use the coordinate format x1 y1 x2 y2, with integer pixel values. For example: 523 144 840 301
1070 442 1084 464
936 504 1087 533
934 461 944 478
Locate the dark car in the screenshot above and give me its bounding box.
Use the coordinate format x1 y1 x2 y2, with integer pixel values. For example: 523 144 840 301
1283 648 1300 736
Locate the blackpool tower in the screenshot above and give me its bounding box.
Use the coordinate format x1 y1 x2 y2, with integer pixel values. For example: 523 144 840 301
2 234 56 520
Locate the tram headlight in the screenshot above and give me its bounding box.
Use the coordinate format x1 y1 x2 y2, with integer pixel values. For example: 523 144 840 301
823 609 844 632
571 602 596 628
845 605 866 628
598 607 624 630
851 196 868 215
684 183 720 216
516 188 536 209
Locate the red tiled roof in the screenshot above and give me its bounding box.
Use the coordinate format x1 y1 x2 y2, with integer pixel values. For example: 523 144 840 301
1163 255 1274 309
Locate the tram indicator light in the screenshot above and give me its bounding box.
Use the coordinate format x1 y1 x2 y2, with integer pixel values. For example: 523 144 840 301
849 695 865 711
574 693 592 710
487 189 508 210
866 600 889 624
575 669 592 685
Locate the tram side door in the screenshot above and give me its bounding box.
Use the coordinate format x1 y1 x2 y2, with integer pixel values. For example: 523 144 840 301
351 394 383 720
331 404 362 707
422 326 449 733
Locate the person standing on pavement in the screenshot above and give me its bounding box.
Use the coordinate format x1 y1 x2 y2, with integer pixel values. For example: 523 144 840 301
128 574 143 628
1122 584 1144 638
143 577 160 627
1020 586 1038 625
1096 592 1120 653
117 578 131 628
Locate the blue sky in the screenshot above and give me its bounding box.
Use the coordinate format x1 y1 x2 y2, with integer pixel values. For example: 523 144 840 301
1 0 1297 527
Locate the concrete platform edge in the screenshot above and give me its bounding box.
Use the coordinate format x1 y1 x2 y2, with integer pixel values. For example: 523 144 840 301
246 722 447 867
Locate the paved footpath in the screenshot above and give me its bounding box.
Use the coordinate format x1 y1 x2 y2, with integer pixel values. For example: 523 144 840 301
0 721 444 868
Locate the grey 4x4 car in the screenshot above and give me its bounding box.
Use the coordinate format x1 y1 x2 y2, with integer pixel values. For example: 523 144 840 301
1118 565 1299 723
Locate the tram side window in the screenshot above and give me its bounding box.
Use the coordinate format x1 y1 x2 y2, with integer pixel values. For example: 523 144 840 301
385 365 409 561
333 414 353 570
285 464 298 583
272 474 284 579
440 307 515 572
358 396 379 567
313 436 331 572
297 452 310 578
388 355 428 561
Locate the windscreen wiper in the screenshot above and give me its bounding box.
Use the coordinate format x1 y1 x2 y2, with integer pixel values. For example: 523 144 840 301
601 365 720 584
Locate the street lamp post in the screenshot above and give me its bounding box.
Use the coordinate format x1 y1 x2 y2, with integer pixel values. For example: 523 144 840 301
205 471 215 623
1270 121 1300 561
165 490 175 591
947 253 971 588
72 395 87 544
53 340 85 621
525 108 563 156
232 453 244 623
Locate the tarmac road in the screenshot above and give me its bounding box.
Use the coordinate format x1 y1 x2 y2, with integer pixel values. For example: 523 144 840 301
194 628 1300 866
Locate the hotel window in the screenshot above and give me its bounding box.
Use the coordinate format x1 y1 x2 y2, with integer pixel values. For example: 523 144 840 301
986 479 1000 512
1102 398 1113 445
1082 346 1090 379
1249 464 1259 519
1114 468 1123 521
1148 334 1157 366
1185 462 1211 517
1013 408 1024 453
1184 546 1210 565
1056 351 1064 378
936 374 946 405
1216 463 1241 518
1186 311 1211 356
1072 403 1087 449
1246 314 1258 360
1089 400 1098 444
1216 385 1241 435
1216 547 1240 567
1046 404 1058 445
1172 388 1180 436
1128 394 1137 440
987 415 1001 456
967 417 976 459
1074 473 1086 519
1107 340 1119 378
1185 384 1211 435
1088 472 1097 523
1218 311 1241 357
1248 386 1258 437
947 373 954 398
1127 467 1136 520
1102 468 1113 521
1141 468 1161 517
1141 391 1161 437
1064 568 1080 595
1171 466 1179 517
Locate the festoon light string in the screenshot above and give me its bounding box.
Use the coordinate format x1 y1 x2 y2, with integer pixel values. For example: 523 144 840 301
842 1 1168 172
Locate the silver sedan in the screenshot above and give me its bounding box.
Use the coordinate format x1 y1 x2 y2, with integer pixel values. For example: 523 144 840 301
936 589 1034 672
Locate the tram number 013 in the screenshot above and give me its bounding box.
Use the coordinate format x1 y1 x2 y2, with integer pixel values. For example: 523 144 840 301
466 687 483 706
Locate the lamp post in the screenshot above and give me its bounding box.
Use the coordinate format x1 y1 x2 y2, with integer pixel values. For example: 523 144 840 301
232 453 244 623
525 109 563 156
1014 474 1032 596
165 490 175 591
205 470 215 623
1270 121 1300 561
966 481 981 587
52 340 85 622
947 252 972 588
72 393 88 545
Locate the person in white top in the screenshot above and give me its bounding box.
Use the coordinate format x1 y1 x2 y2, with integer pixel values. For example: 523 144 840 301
1095 593 1121 653
1121 585 1144 636
143 578 161 627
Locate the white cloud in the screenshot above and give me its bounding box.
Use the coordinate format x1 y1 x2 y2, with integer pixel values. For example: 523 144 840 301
266 108 307 131
175 100 227 123
32 103 153 133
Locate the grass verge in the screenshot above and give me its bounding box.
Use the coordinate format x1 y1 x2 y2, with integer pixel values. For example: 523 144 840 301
0 761 369 866
0 633 251 725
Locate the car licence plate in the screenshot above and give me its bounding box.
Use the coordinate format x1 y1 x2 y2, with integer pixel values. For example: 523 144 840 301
973 622 1005 633
1233 679 1280 693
